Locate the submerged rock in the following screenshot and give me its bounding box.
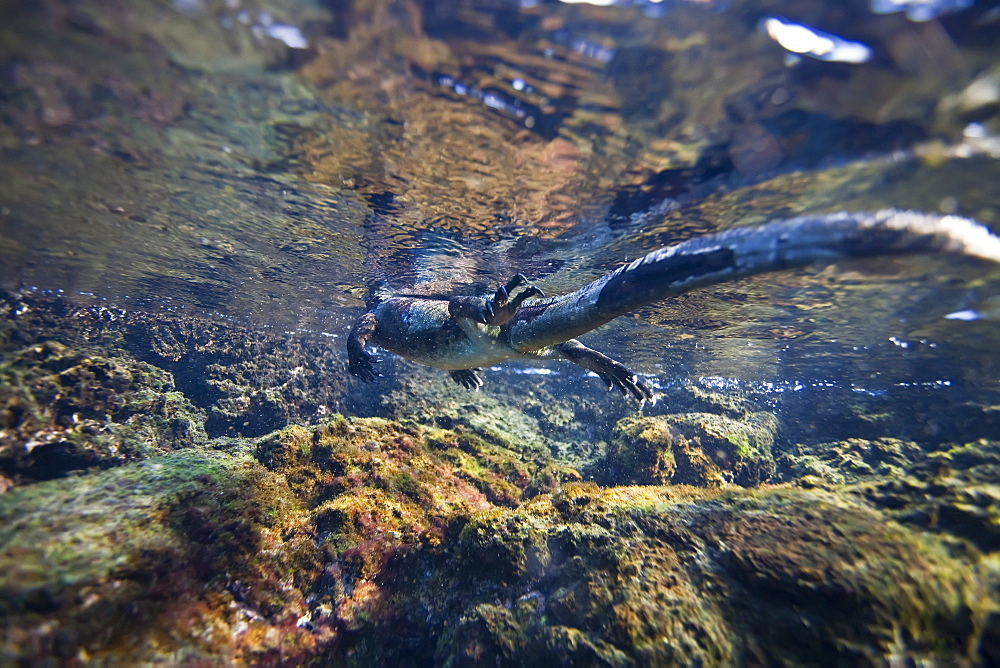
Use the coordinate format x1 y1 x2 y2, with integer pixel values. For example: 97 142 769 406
0 290 354 445
255 414 571 578
778 436 925 486
605 412 779 487
129 312 353 438
366 363 622 476
345 483 995 666
0 410 568 663
860 438 1000 553
0 340 207 485
0 449 324 664
2 409 999 665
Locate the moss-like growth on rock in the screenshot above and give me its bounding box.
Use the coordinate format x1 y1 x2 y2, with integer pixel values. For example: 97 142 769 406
0 291 354 443
246 414 579 656
605 412 779 487
0 449 325 664
255 415 571 579
859 438 1000 553
0 341 207 485
355 484 993 666
778 437 925 486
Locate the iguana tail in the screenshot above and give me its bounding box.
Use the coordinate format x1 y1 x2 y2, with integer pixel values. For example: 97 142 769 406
508 209 1000 352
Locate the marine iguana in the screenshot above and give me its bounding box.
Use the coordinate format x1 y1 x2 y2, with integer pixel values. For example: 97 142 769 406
348 210 1000 401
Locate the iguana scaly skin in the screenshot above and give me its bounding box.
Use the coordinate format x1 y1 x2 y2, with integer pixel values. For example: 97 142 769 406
348 210 1000 401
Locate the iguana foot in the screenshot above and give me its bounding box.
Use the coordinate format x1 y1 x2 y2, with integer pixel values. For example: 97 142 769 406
450 368 483 390
487 273 544 325
347 312 381 382
348 349 380 382
597 365 654 403
448 273 544 326
554 339 654 403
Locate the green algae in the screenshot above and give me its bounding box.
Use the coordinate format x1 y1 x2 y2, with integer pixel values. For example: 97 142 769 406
255 413 559 568
0 290 354 449
257 477 982 665
856 439 1000 553
378 369 553 456
393 485 993 666
606 412 778 487
0 448 323 663
0 340 207 484
778 437 926 486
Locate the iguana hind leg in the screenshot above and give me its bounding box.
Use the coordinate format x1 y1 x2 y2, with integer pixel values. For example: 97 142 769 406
554 339 653 403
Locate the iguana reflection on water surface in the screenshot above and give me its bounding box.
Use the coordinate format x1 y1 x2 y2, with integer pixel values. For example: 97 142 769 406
348 210 1000 401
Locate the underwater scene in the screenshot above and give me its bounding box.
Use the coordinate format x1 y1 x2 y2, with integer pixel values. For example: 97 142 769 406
3 0 1000 663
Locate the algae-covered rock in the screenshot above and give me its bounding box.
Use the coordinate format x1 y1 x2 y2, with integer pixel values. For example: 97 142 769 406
246 413 577 658
860 439 1000 553
0 449 326 664
778 437 925 486
0 290 356 442
0 340 207 484
2 397 999 666
375 485 991 667
605 412 779 487
604 416 678 484
377 368 552 461
0 407 568 664
130 314 352 438
255 414 568 583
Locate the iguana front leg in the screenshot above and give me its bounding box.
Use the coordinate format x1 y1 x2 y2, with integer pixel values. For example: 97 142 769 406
347 312 380 382
554 339 654 403
448 274 544 326
486 274 545 325
441 275 544 391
